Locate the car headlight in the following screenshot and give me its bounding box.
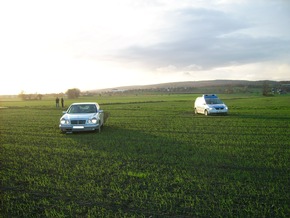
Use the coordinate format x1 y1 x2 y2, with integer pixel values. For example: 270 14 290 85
60 119 70 124
88 118 98 124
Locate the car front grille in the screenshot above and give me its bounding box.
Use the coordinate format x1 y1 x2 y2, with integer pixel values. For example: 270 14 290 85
71 120 86 124
214 107 224 110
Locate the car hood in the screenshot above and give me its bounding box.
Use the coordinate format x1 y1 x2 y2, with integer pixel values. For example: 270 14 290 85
61 113 97 120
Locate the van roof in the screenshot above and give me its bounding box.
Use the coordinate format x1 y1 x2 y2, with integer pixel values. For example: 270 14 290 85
203 94 218 98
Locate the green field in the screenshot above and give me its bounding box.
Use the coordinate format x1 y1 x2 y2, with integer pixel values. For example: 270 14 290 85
1 94 289 217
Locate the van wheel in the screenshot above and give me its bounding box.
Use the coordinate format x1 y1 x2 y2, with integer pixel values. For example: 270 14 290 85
204 110 208 116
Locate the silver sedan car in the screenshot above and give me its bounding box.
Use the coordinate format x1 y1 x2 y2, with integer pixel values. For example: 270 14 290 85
59 102 104 133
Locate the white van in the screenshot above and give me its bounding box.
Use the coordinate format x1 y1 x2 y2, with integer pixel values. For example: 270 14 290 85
194 94 228 115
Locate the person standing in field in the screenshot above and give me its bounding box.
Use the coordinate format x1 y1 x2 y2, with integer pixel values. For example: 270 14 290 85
56 97 60 108
61 97 64 108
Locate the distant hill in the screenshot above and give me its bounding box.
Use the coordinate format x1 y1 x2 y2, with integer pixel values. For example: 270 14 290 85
90 80 290 94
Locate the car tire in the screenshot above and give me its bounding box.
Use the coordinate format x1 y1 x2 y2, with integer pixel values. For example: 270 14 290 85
204 110 208 116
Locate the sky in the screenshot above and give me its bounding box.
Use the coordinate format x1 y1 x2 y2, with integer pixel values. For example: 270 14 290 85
0 0 289 95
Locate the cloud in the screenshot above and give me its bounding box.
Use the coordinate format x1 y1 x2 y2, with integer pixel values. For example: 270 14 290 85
114 1 290 74
0 0 289 95
156 65 177 72
184 64 203 71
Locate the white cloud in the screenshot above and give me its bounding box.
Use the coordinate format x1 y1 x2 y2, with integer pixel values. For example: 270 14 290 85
184 64 203 71
156 65 177 73
0 0 289 95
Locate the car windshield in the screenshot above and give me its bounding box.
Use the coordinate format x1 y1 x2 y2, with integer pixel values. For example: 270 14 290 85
67 104 97 114
205 98 223 104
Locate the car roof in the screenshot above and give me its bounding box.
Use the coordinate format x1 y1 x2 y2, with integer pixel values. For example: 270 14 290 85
203 94 218 99
71 102 98 105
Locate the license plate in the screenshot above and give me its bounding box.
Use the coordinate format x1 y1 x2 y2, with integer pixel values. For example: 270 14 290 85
73 126 84 129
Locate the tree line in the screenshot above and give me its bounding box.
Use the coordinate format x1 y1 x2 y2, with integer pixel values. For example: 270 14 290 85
18 88 81 100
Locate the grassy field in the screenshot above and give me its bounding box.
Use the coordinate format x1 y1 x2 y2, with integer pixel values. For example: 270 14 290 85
0 94 289 217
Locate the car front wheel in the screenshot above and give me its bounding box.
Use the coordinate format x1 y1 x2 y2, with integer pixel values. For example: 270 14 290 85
204 110 208 116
